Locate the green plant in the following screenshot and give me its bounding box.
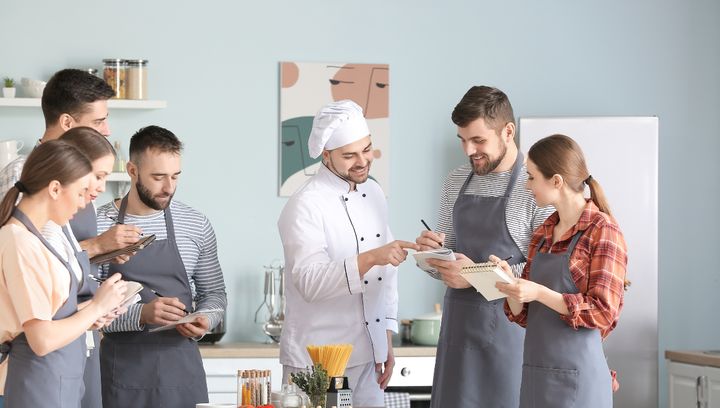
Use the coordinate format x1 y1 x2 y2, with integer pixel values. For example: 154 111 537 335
290 363 329 407
3 77 14 88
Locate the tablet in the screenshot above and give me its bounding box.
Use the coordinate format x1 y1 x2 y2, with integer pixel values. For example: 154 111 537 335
89 234 156 264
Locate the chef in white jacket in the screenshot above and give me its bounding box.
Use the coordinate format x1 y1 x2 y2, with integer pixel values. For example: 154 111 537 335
278 100 418 406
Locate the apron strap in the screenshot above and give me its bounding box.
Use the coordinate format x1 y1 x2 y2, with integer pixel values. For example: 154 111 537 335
12 208 76 277
504 151 524 198
0 341 10 364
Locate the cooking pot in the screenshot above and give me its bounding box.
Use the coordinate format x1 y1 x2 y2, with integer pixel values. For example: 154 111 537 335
409 304 442 346
198 309 226 343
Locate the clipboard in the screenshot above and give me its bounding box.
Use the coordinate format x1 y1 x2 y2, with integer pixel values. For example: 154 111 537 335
89 234 156 264
460 262 514 301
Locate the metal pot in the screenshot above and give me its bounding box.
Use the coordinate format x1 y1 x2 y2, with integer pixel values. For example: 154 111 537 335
410 304 442 346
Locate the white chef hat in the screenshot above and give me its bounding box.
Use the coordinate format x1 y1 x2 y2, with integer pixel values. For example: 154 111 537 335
307 100 370 159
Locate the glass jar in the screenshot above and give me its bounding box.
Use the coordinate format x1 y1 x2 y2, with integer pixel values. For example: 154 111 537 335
125 59 148 100
102 59 126 99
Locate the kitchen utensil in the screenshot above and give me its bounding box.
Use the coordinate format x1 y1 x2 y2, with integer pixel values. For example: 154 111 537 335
410 304 442 346
0 139 23 169
254 263 284 343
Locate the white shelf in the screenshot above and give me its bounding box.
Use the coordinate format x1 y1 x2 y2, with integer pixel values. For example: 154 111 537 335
0 98 166 109
107 172 130 182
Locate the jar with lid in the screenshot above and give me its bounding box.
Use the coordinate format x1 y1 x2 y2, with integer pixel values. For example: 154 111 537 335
125 59 148 100
102 59 126 99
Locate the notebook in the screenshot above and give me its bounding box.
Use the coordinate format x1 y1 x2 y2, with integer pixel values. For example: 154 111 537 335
148 309 225 332
89 234 156 264
412 248 456 276
460 262 514 301
115 281 144 310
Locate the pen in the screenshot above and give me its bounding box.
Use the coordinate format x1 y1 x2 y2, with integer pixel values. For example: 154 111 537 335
150 289 189 315
502 256 513 261
106 215 123 225
421 219 444 247
88 274 106 283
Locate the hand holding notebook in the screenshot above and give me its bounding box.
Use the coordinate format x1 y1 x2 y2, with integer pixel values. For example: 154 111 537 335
148 309 224 332
412 248 456 276
460 261 515 301
89 234 156 264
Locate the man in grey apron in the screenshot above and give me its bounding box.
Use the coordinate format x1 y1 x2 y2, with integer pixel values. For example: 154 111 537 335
4 209 87 408
519 232 612 408
96 126 226 408
416 86 552 406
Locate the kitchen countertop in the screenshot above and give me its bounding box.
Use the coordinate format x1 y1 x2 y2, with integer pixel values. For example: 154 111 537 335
665 350 720 368
199 342 437 358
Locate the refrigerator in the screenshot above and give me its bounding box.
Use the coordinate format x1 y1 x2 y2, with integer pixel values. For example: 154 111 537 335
519 116 659 408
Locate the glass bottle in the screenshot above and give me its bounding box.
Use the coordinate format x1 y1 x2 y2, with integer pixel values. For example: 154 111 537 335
125 59 148 100
113 141 126 173
102 59 126 99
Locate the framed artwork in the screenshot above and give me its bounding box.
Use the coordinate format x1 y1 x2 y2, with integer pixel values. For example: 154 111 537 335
279 62 390 196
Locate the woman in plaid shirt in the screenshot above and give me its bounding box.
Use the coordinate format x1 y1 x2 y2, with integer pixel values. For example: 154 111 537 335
491 134 628 408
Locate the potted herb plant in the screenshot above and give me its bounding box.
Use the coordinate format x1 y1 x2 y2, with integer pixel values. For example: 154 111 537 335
290 363 329 408
3 77 15 98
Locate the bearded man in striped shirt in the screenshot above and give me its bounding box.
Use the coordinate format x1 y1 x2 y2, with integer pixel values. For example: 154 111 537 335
415 86 553 408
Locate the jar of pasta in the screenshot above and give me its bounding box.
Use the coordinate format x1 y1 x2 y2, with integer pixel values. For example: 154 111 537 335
102 59 126 99
125 59 148 100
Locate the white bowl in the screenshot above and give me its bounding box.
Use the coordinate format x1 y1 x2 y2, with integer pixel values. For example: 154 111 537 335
20 78 46 98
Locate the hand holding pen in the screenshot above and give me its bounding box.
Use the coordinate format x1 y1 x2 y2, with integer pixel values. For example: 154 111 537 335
416 219 446 250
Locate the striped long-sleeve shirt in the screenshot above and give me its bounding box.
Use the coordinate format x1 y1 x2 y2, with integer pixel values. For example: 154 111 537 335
96 200 227 333
505 200 628 339
432 162 554 277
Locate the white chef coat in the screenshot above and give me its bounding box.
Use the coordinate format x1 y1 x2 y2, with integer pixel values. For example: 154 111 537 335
278 164 398 369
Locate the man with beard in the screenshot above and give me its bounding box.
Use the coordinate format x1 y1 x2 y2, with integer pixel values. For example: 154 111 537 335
95 126 227 408
278 100 418 407
415 86 554 407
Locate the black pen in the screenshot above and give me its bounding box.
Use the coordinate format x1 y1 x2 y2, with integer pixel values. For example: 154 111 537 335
88 274 106 284
502 256 513 261
421 219 444 247
150 289 189 315
106 215 123 225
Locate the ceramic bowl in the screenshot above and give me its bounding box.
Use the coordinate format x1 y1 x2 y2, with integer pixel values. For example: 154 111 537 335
20 78 46 98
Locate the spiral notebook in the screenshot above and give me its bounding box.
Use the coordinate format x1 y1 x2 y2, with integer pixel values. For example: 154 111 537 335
89 234 156 264
412 248 456 276
459 262 514 301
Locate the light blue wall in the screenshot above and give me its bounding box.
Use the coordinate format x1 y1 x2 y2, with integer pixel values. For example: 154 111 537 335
1 1 718 406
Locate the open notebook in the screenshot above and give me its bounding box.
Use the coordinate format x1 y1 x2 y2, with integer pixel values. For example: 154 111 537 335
460 262 514 301
148 309 224 332
412 248 456 276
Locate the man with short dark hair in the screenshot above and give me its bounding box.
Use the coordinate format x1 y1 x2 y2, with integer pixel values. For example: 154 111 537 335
96 125 227 408
0 69 114 196
416 86 553 407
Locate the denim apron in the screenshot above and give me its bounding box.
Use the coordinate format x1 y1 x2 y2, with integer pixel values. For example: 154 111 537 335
431 152 526 407
3 208 86 408
100 196 208 408
520 231 612 408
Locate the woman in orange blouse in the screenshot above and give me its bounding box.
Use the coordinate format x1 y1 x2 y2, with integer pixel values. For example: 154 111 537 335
0 141 128 408
493 134 628 408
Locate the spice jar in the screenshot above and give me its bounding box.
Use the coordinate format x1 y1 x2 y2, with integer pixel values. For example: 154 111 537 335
102 59 126 99
126 59 148 100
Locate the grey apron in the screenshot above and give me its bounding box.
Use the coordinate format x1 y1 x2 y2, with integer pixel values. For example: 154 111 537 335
61 222 102 408
431 152 526 408
520 232 612 408
100 197 208 408
3 209 87 408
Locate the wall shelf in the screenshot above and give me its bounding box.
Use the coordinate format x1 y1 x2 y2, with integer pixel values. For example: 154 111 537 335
0 98 166 109
107 172 130 182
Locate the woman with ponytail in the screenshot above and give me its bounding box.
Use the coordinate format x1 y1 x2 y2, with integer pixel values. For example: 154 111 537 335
490 134 628 407
0 140 128 408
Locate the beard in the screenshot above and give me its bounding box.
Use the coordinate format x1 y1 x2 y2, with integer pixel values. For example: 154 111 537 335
469 142 507 175
136 178 174 211
327 157 372 185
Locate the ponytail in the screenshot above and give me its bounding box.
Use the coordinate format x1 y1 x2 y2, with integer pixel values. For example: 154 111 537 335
585 176 612 216
0 186 21 226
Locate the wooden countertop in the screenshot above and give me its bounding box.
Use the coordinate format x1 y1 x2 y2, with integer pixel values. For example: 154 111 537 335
199 342 437 358
665 350 720 368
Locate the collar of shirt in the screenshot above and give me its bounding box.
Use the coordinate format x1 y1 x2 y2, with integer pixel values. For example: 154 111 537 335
539 199 600 249
317 163 358 194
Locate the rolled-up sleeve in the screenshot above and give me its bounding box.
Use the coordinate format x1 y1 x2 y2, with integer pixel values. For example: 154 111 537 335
560 220 627 338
